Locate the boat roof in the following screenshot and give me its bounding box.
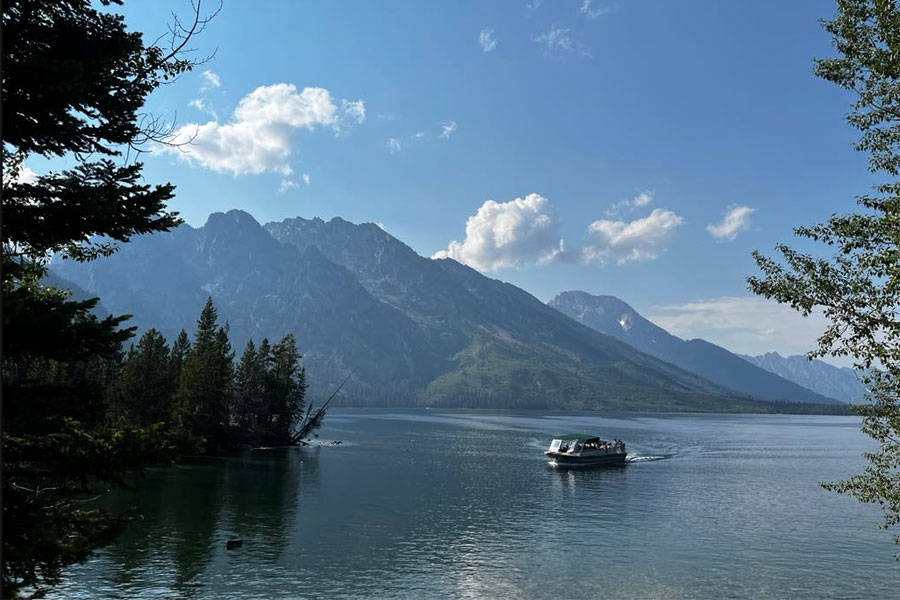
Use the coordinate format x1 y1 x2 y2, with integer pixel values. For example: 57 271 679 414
552 434 601 442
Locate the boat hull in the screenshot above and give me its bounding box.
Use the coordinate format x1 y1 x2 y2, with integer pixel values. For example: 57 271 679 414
546 452 627 466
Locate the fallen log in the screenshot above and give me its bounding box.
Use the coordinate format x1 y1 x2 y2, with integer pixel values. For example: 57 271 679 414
290 371 352 445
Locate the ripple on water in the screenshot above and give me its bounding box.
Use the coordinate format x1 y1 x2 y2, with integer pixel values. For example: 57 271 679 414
48 410 898 600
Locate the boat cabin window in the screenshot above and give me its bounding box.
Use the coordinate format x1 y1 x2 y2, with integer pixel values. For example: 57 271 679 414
549 439 562 452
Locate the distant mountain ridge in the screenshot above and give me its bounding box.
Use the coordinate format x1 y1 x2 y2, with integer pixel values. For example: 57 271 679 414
548 291 841 404
740 352 866 404
51 210 834 412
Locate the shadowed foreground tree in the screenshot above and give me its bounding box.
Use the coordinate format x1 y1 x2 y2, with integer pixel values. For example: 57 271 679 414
1 0 216 596
749 0 899 548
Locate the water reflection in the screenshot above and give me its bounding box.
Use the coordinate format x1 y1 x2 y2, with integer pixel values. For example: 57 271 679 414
50 411 898 600
220 449 305 561
548 462 628 493
53 449 312 599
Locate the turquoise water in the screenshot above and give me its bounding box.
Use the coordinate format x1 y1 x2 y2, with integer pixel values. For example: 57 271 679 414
52 411 898 599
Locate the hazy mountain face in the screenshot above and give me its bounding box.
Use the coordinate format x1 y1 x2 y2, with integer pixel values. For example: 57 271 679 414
740 352 867 404
548 291 842 404
52 210 807 411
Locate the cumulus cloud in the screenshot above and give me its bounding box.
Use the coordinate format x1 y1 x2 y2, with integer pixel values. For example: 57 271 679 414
386 137 402 153
582 208 683 265
201 70 221 91
526 0 544 11
163 84 363 176
432 193 564 271
646 296 831 360
707 205 755 241
580 0 610 19
479 29 497 52
440 121 458 139
535 26 590 56
302 173 310 185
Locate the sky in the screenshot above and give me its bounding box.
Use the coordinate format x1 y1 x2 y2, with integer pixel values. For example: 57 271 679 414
47 0 875 363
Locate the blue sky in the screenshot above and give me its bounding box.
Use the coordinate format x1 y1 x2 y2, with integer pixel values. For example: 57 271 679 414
93 0 869 361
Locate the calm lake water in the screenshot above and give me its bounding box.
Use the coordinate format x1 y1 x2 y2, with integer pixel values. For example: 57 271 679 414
52 410 898 599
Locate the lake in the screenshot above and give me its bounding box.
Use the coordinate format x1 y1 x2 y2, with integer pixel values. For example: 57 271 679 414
51 410 898 599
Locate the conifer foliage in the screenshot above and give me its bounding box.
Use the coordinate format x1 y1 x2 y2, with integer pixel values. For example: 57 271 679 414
173 298 234 453
0 0 226 596
102 299 311 452
1 0 194 595
108 329 175 427
102 299 311 453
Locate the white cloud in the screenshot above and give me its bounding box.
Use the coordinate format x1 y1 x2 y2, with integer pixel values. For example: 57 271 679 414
341 99 366 124
201 70 221 91
413 131 425 139
632 190 653 207
646 296 831 360
707 205 756 241
279 179 299 192
188 98 218 120
479 29 497 52
580 0 610 19
432 193 564 271
302 172 310 185
8 163 37 184
164 84 362 176
386 137 402 153
582 208 683 265
606 190 654 215
526 0 544 11
535 25 590 56
440 121 458 139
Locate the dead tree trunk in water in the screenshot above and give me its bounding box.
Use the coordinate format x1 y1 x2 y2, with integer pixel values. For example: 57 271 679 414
290 372 352 445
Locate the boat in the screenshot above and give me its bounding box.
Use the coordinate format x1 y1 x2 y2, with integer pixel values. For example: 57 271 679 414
545 434 627 466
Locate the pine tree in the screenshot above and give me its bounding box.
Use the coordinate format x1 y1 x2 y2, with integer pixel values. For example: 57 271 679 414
255 338 273 435
1 0 214 595
231 339 267 444
174 299 234 452
214 325 235 439
169 329 192 382
263 334 307 445
109 329 175 427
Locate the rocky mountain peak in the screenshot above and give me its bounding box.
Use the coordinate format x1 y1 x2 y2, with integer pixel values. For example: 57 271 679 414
551 290 840 404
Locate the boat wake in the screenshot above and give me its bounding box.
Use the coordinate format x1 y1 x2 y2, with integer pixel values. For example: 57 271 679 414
625 454 670 463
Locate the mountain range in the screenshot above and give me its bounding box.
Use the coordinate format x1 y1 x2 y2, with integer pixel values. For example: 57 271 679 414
547 291 840 404
51 210 842 412
740 352 866 404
